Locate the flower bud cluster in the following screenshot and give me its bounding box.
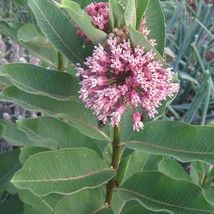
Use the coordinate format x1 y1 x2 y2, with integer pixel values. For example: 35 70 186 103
76 2 109 40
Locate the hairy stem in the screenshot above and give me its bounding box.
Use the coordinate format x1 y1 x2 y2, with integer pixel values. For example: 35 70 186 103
105 125 121 207
58 52 64 71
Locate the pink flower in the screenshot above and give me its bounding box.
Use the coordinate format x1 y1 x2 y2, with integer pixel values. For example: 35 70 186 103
131 112 144 131
76 2 109 40
77 37 179 131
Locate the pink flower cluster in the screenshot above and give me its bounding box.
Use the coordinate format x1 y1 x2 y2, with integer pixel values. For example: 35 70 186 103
76 2 109 39
77 38 179 131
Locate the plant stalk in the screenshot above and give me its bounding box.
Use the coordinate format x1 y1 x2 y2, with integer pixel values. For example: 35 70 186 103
105 125 121 207
58 52 64 72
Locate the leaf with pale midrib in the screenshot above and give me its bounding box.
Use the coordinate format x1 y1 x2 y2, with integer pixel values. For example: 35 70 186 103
12 148 115 196
118 171 214 213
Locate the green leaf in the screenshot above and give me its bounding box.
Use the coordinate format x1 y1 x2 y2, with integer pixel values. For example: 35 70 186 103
119 200 168 214
0 194 24 214
118 171 214 213
126 121 214 165
204 190 214 205
19 147 51 166
144 0 166 56
124 0 136 28
59 0 107 44
109 0 125 29
158 158 191 181
136 0 149 30
10 0 27 6
1 86 111 142
0 20 58 68
0 119 56 149
17 24 52 47
0 64 80 100
128 26 164 63
12 148 115 196
117 151 162 185
72 0 108 8
18 189 63 214
18 117 103 155
28 0 93 64
0 150 21 194
55 189 113 214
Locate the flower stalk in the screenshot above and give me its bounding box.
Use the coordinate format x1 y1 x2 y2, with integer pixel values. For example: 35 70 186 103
105 125 121 207
58 51 64 72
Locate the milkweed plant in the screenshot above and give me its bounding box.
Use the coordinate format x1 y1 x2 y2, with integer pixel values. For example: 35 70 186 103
0 0 214 213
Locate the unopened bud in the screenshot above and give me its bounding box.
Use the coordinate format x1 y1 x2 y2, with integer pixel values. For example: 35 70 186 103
116 29 124 37
113 28 119 34
108 33 115 38
123 25 129 33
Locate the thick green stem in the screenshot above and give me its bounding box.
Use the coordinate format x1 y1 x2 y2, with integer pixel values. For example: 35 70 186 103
105 126 121 207
58 52 64 72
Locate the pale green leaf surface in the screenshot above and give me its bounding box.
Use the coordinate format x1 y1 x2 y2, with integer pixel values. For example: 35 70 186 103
0 86 111 142
28 0 93 64
135 0 149 30
119 200 168 214
19 147 51 166
204 190 214 205
124 0 136 28
18 189 63 214
0 64 80 100
117 151 162 185
158 158 191 181
54 189 113 214
12 148 115 196
127 121 214 165
0 119 56 149
17 24 52 47
0 20 58 67
109 0 125 29
118 171 214 213
18 117 103 156
145 0 165 56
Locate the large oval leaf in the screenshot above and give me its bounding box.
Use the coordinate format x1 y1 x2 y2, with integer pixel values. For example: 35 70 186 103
0 64 79 100
0 86 111 142
118 171 214 213
126 121 214 165
28 0 93 64
12 148 115 196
